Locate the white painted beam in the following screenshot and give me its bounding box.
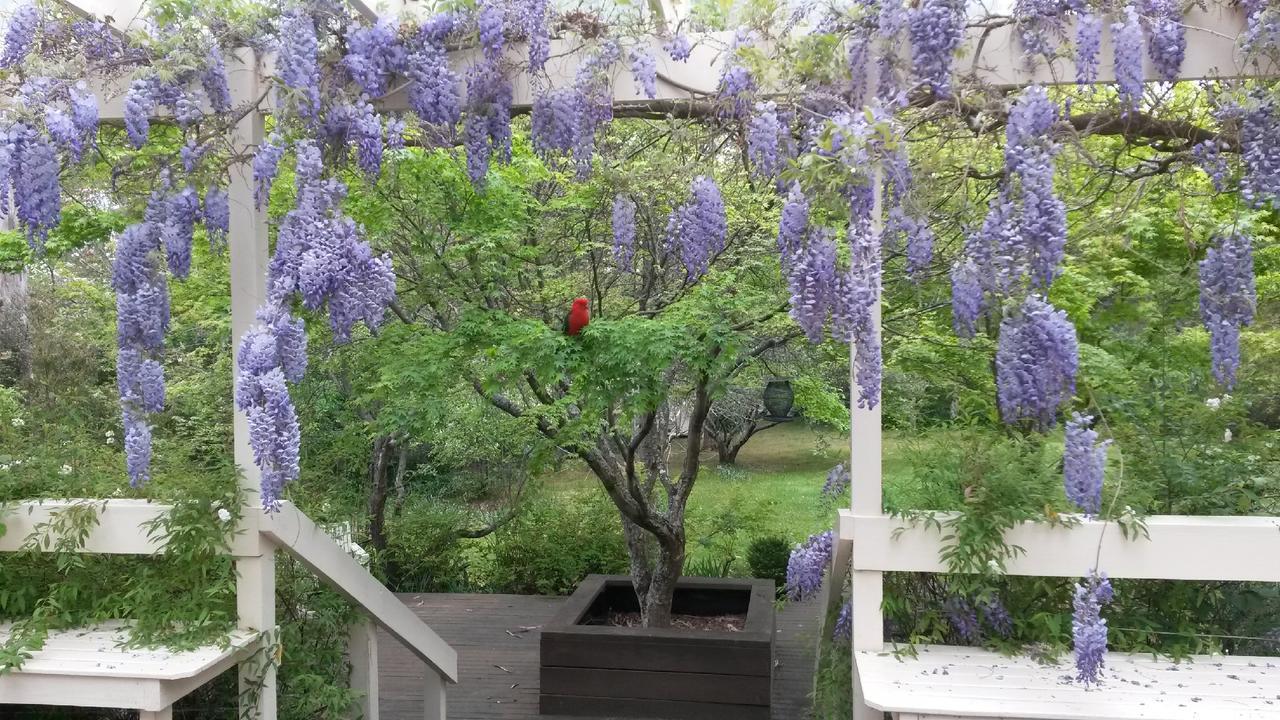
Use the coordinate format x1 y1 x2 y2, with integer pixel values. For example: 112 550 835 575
0 499 260 557
258 502 459 683
840 510 1280 582
961 4 1273 87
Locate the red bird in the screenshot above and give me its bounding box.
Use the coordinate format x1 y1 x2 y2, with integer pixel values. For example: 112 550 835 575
565 297 591 336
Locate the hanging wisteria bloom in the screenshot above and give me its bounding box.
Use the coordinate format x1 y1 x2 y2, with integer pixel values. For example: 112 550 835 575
204 187 229 248
1072 570 1113 686
832 602 852 643
463 61 514 187
776 183 809 267
1239 95 1280 208
350 97 384 179
253 134 285 209
908 0 964 98
1 3 38 68
202 46 233 112
1112 6 1144 111
1199 232 1256 388
717 32 757 119
785 530 833 601
839 201 883 409
1012 0 1067 62
1192 139 1230 192
822 463 850 498
1075 12 1103 85
611 194 636 272
406 41 461 128
14 131 62 252
944 597 981 643
787 231 835 343
477 0 505 63
665 34 692 62
161 187 199 279
665 176 727 279
278 8 321 120
124 78 155 149
344 18 407 97
1063 413 1110 516
1140 0 1185 81
995 295 1079 428
630 49 657 99
980 596 1013 638
950 258 984 338
113 221 172 486
520 0 551 71
747 101 782 179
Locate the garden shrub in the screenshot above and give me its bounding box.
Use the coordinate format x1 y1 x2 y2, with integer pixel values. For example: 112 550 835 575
746 535 791 589
474 489 627 595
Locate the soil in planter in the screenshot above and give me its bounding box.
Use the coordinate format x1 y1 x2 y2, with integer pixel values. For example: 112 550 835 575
605 609 745 632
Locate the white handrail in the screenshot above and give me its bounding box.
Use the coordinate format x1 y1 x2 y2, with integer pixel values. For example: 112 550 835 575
258 502 458 682
838 509 1280 583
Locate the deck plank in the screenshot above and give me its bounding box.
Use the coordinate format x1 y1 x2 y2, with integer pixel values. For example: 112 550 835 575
381 592 819 720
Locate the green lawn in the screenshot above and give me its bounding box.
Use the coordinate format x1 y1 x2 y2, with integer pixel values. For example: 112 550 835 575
540 422 921 572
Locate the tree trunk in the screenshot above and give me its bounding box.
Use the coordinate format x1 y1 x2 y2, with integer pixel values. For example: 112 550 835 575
641 540 685 626
717 441 742 465
368 434 394 554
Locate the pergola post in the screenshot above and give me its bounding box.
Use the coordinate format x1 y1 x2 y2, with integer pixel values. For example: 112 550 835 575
226 47 278 720
848 168 884 720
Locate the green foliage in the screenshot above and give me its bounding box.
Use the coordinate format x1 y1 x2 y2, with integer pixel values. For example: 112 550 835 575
746 535 791 589
469 489 628 595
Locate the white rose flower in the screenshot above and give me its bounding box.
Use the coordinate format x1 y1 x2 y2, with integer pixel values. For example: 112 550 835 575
1224 428 1233 443
10 417 24 428
217 508 232 523
1205 398 1221 410
59 464 72 476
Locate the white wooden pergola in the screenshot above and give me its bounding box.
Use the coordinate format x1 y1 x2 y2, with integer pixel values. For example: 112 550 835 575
2 1 1279 719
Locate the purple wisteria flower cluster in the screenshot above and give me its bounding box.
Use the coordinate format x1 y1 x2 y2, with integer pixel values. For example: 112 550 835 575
785 530 833 601
832 601 852 643
951 86 1066 339
235 156 396 507
611 194 636 272
944 597 981 642
1 3 38 68
278 8 321 121
995 295 1079 428
529 43 620 179
406 18 461 130
777 183 809 268
344 18 407 97
1063 413 1110 516
236 306 307 509
747 101 783 180
717 31 757 119
1074 12 1102 85
1112 6 1144 112
1192 139 1231 192
1140 0 1185 82
1073 570 1114 686
788 229 836 343
1239 95 1280 209
113 223 169 486
1199 233 1256 389
631 49 657 99
822 463 850 499
908 0 964 98
665 176 727 279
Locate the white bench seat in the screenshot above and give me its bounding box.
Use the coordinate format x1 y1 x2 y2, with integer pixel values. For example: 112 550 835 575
0 621 262 712
857 644 1280 720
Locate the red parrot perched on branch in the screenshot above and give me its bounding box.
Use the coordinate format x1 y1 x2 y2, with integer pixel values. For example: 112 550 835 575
565 297 590 336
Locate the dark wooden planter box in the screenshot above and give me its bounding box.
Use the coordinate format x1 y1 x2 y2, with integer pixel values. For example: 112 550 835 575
539 574 775 719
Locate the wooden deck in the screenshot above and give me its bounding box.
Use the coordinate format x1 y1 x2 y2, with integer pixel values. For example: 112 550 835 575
380 592 822 720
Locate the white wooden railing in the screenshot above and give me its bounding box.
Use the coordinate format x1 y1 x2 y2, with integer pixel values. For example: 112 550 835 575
0 498 458 720
831 509 1280 719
